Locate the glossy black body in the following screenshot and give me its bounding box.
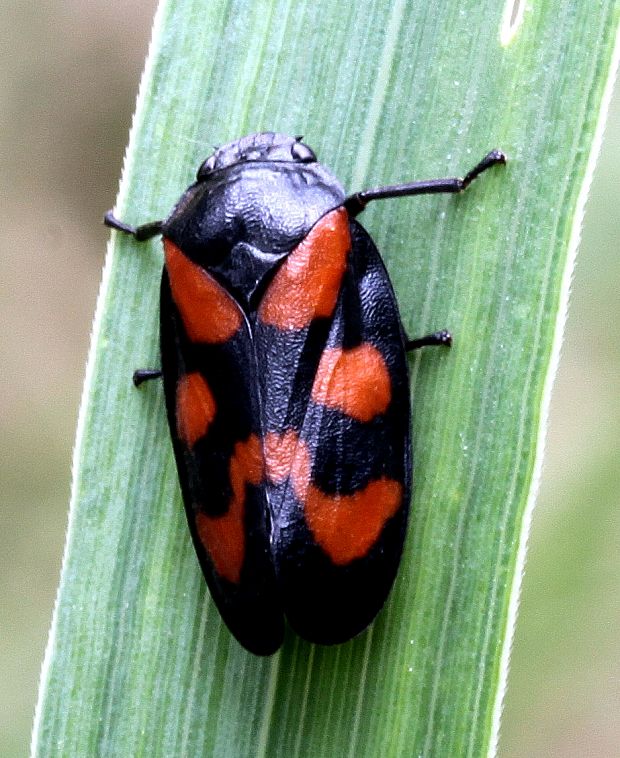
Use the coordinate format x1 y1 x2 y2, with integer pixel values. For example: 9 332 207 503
162 135 344 310
159 133 410 654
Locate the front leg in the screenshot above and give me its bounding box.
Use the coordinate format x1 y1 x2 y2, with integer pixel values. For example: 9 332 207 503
104 210 163 241
345 150 506 216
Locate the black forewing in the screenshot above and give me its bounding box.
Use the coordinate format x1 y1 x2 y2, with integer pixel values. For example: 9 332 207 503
255 219 411 645
159 269 284 655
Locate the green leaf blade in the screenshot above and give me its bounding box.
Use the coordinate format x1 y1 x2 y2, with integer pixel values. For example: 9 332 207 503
33 1 619 756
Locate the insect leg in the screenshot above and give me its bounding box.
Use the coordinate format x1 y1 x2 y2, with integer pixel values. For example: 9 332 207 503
344 150 506 216
104 210 163 241
133 369 163 387
105 214 164 384
405 330 452 352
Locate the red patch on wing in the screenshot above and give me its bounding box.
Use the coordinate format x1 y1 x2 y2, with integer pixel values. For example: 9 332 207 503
311 343 391 421
304 476 402 565
265 430 402 565
176 372 217 448
164 238 243 343
258 207 350 329
264 430 299 483
195 435 263 584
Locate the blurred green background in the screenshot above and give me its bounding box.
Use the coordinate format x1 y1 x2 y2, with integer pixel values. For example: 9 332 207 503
1 3 617 756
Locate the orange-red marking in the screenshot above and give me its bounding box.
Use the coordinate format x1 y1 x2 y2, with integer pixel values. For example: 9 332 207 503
195 435 263 584
304 476 402 565
311 343 391 421
258 207 350 329
265 430 401 565
264 430 299 484
164 238 243 343
176 372 217 448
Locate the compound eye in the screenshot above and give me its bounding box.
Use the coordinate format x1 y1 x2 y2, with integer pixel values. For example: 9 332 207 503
197 154 217 180
291 141 316 163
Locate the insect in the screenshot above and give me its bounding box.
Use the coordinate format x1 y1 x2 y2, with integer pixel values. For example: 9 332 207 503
105 133 505 655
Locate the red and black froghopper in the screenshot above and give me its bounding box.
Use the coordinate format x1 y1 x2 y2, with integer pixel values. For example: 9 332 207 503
105 132 505 655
